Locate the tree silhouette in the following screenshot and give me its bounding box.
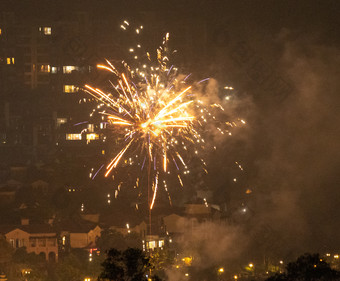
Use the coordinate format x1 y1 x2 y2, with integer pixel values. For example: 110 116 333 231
96 229 142 252
266 253 340 281
99 248 150 281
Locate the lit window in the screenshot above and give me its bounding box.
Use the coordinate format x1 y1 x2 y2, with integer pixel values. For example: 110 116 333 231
57 118 67 126
39 64 50 73
9 239 15 247
86 133 99 141
39 27 52 35
6 57 15 65
88 124 94 132
63 66 79 74
158 240 164 248
100 122 107 129
147 241 156 250
0 28 2 35
51 66 58 73
63 85 78 93
44 27 51 35
66 134 82 140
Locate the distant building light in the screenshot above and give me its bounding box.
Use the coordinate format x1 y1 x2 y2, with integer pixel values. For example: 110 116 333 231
44 27 51 35
63 66 79 74
63 85 78 93
57 118 67 126
66 134 82 140
88 124 94 132
39 64 50 73
7 57 15 65
0 28 2 35
182 257 192 266
51 66 58 73
39 26 51 35
335 255 339 259
100 122 107 129
86 133 99 141
147 241 156 250
158 240 164 248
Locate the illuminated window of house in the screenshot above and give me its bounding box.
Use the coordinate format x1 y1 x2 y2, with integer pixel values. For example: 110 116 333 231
100 122 107 129
63 66 79 74
158 240 164 248
86 133 99 141
147 241 156 250
39 27 51 35
63 85 78 93
0 28 2 35
40 64 50 73
57 118 67 127
51 66 58 73
6 57 15 65
88 124 94 132
44 27 51 35
66 134 82 140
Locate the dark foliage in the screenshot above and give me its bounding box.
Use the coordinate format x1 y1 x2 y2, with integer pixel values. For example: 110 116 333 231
266 253 340 281
99 248 150 281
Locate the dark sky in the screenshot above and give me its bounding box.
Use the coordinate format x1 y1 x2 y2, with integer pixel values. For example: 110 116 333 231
200 0 340 255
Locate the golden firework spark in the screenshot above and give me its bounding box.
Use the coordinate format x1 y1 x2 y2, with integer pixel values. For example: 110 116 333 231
84 59 196 208
82 29 243 209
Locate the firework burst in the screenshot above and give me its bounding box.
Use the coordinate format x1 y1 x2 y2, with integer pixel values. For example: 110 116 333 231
82 24 241 209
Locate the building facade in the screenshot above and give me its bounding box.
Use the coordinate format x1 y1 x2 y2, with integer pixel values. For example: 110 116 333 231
2 225 58 261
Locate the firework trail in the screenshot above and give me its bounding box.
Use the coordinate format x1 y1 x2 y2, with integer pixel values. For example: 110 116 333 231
82 22 244 209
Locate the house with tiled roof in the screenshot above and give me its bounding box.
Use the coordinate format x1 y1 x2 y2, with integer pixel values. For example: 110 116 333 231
59 219 102 249
0 221 58 261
